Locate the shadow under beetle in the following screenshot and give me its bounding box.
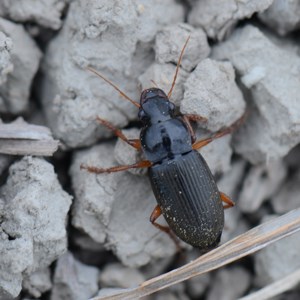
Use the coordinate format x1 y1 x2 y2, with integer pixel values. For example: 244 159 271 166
81 37 244 251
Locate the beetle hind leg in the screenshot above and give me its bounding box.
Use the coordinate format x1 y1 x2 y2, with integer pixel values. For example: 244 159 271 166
150 205 182 251
81 160 152 174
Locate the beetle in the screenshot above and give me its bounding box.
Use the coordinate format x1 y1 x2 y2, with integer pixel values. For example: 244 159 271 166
81 37 244 250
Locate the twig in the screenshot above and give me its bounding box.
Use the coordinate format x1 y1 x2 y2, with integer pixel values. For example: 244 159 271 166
90 208 300 300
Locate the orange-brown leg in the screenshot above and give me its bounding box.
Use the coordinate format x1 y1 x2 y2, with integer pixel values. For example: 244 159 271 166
220 192 235 209
150 205 181 251
81 160 152 174
96 116 141 150
192 113 246 150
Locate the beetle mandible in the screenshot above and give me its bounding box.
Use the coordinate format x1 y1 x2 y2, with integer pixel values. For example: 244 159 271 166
81 37 244 250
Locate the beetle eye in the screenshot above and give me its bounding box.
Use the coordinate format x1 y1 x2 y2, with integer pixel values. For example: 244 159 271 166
169 102 175 111
138 109 149 122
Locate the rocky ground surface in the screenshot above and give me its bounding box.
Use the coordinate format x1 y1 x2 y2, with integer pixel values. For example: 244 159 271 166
1 0 300 299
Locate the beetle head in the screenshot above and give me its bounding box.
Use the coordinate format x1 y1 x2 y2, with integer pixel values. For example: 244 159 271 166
138 88 175 124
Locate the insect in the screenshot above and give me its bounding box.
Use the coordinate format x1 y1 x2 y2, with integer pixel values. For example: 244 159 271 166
81 37 244 250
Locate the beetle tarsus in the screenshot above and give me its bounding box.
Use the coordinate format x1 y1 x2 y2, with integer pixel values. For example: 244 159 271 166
220 192 235 209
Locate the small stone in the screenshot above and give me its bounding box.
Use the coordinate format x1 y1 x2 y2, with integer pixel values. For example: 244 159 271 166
213 25 300 164
22 268 52 298
259 0 300 35
200 134 232 175
254 215 300 286
99 263 145 288
0 157 72 298
155 23 210 72
188 0 273 40
272 169 300 214
0 0 67 30
207 267 251 300
0 18 42 114
181 58 246 132
238 160 287 213
51 251 99 300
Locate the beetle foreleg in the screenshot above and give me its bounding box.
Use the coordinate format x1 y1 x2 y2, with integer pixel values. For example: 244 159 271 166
96 116 141 150
81 160 152 174
150 205 181 251
220 192 235 209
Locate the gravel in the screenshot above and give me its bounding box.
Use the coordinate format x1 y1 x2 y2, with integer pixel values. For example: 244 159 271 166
1 0 300 299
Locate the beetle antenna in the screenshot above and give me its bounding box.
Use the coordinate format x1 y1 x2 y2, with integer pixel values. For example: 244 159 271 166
86 67 140 108
151 79 159 88
167 36 190 99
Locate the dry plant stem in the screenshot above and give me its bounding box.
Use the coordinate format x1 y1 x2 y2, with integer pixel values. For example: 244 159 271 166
90 208 300 300
0 123 59 156
238 268 300 300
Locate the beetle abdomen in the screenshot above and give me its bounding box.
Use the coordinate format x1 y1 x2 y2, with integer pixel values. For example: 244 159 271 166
149 150 224 249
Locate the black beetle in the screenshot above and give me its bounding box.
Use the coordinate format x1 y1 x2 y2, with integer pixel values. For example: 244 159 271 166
81 37 243 250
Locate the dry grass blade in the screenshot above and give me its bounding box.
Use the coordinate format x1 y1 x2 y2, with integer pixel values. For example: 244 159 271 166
91 208 300 300
0 119 59 156
238 268 300 300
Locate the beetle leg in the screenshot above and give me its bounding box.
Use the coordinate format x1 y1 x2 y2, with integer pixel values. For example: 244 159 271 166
192 113 246 150
185 114 208 123
150 205 181 251
182 115 196 143
220 192 235 209
182 115 208 144
96 116 141 150
81 160 152 174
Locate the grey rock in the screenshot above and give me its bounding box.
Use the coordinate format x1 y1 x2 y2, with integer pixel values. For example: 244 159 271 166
71 143 176 268
0 0 67 30
188 0 273 40
200 134 232 175
213 25 300 164
207 267 251 300
0 31 13 86
272 169 300 214
0 157 72 298
238 160 287 213
99 262 145 288
217 160 250 242
23 268 52 298
259 0 300 35
255 215 300 286
40 0 184 148
181 58 246 132
155 23 210 72
71 143 119 244
217 159 247 199
51 251 99 300
0 18 42 114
